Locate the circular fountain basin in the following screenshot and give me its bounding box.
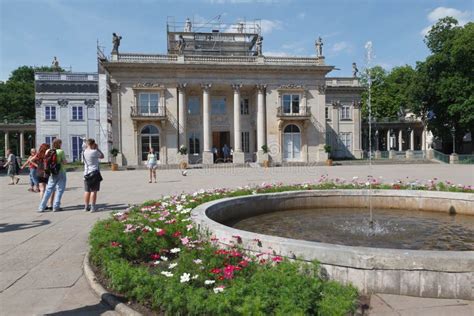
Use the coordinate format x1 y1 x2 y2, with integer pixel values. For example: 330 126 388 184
191 190 474 299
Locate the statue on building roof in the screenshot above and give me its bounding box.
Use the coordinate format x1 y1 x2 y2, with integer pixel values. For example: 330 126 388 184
51 56 60 70
237 22 244 33
184 18 192 32
352 62 359 77
177 35 186 55
112 33 122 54
315 37 323 57
256 35 263 56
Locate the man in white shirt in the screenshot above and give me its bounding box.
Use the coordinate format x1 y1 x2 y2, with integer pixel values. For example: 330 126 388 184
82 139 104 212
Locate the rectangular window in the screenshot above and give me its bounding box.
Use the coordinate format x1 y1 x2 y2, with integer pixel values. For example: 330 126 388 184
340 105 352 120
241 131 250 153
139 93 160 114
211 96 226 114
282 94 300 114
340 132 352 150
325 107 329 120
45 136 56 146
45 106 57 120
71 106 84 121
188 132 201 155
240 98 249 115
71 136 84 162
187 96 200 115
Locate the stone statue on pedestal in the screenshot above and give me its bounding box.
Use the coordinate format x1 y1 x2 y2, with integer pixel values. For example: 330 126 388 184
184 18 192 32
426 131 434 149
256 35 263 56
315 37 323 57
51 56 60 70
177 35 186 55
112 33 122 54
352 62 359 77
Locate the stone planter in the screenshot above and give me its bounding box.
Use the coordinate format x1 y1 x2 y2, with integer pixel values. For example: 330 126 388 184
326 159 333 166
111 163 118 171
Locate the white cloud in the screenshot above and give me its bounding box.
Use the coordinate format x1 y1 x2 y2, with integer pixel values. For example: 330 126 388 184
331 41 353 54
420 6 472 36
298 12 306 20
259 19 282 35
264 51 290 57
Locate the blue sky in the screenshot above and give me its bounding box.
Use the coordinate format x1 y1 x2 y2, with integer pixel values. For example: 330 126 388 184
0 0 472 81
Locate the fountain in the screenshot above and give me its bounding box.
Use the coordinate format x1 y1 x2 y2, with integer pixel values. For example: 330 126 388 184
365 41 374 230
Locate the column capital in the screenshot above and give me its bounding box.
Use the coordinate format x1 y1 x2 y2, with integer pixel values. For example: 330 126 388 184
201 83 212 91
317 85 326 94
352 100 362 108
177 83 187 91
255 84 267 92
231 83 242 92
332 100 341 108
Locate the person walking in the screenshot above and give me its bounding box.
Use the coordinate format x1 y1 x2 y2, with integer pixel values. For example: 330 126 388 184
36 143 55 209
6 149 19 185
146 147 158 183
222 144 230 163
83 139 104 212
21 148 39 192
38 139 67 212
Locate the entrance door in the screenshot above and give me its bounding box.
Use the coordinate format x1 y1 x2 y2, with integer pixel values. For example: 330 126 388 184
140 125 160 161
283 124 301 161
212 131 231 162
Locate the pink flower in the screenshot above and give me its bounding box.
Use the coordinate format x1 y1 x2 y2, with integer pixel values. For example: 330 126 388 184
223 265 236 279
150 253 160 260
181 237 190 245
110 241 121 248
271 256 283 263
155 228 166 236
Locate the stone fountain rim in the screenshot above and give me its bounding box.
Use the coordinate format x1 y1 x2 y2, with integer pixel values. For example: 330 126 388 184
191 189 474 272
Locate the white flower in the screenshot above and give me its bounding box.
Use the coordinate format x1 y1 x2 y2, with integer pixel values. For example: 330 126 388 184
153 260 160 265
204 280 215 285
193 259 202 264
169 263 178 269
161 256 168 261
180 273 191 283
161 271 173 277
176 205 184 212
213 286 225 293
170 248 181 253
192 275 199 280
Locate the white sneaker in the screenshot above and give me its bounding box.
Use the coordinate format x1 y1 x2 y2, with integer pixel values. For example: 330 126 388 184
84 205 90 212
90 206 97 213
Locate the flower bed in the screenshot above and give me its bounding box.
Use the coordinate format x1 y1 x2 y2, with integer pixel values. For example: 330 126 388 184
89 177 473 315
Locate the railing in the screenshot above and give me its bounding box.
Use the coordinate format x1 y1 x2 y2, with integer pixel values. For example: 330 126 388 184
394 151 406 159
433 150 449 163
130 106 167 118
458 154 474 164
380 151 389 159
116 53 325 66
412 150 425 159
276 106 311 118
35 72 98 81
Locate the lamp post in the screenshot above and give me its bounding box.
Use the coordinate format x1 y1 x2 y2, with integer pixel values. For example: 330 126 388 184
451 126 456 154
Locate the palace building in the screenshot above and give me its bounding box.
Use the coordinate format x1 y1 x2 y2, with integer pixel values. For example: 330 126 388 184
99 18 364 166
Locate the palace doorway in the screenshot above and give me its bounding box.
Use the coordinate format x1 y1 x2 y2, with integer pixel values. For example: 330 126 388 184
212 131 231 162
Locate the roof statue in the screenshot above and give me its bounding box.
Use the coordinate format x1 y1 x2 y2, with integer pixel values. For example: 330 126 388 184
256 35 263 56
51 56 60 70
177 35 186 55
112 33 122 54
352 62 359 77
184 18 192 32
315 37 323 57
237 22 244 33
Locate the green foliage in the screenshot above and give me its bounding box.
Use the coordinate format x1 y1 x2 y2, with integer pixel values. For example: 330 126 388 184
0 65 64 121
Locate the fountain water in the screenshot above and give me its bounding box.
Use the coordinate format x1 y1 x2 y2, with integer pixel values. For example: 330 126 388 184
365 41 374 229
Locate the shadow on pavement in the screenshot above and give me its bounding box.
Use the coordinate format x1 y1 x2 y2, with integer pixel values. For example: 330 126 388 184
0 219 51 233
57 203 129 213
45 301 112 315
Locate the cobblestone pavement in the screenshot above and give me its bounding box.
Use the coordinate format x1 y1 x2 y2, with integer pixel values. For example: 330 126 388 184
0 164 472 315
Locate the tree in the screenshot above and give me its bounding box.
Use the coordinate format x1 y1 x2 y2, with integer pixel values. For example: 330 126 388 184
411 18 474 153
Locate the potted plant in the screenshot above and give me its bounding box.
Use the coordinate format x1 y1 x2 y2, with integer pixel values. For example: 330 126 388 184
110 148 119 171
324 144 333 166
178 145 188 170
261 145 270 168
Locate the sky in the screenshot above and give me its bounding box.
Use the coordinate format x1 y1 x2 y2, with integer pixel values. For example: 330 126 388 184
0 0 472 81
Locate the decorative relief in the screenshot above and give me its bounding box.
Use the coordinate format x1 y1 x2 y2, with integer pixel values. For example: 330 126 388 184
277 84 305 90
255 84 267 91
57 99 69 107
332 100 341 108
201 83 212 91
231 83 242 92
132 82 165 89
177 83 187 91
84 99 96 108
317 85 327 94
35 99 42 108
352 100 362 108
211 115 230 126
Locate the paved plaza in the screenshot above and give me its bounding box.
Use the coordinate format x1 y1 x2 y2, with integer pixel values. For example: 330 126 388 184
0 164 473 315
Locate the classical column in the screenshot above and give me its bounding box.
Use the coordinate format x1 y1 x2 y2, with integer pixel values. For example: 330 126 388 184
232 84 244 164
331 102 340 150
386 130 391 150
4 131 9 157
178 83 187 148
256 84 266 162
201 84 213 164
352 101 363 158
422 128 426 151
410 129 415 151
19 131 25 158
398 129 403 151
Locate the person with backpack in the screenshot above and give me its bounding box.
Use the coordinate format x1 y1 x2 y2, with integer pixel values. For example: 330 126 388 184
36 143 55 209
82 138 104 212
5 149 19 185
38 139 67 212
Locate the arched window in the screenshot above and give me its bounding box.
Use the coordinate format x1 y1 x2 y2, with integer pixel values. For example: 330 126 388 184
141 125 160 161
283 124 301 161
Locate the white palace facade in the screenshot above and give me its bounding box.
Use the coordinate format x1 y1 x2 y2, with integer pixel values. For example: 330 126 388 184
100 19 364 166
